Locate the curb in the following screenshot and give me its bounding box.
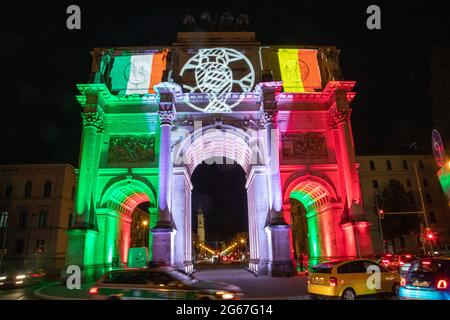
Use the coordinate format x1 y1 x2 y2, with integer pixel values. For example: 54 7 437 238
33 282 87 300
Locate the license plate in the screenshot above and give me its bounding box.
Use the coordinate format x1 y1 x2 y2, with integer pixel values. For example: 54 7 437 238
313 277 325 284
412 280 430 287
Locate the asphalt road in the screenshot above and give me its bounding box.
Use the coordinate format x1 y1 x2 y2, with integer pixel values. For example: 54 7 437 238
0 281 53 300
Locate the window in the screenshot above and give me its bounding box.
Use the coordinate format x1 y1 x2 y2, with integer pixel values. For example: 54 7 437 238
71 186 75 201
15 239 24 254
372 180 379 189
406 179 412 188
429 212 437 223
39 210 47 228
103 271 149 285
423 178 429 187
68 212 73 229
337 261 365 274
19 210 28 229
402 160 408 170
36 238 45 253
44 181 52 197
4 184 13 198
24 181 32 198
362 261 388 273
386 160 392 170
419 160 424 170
370 161 376 171
425 193 432 204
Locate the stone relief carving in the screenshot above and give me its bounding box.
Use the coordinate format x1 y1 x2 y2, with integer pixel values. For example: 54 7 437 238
281 132 328 159
108 135 155 163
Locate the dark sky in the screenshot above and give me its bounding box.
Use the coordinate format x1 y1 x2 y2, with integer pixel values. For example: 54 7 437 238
1 1 449 240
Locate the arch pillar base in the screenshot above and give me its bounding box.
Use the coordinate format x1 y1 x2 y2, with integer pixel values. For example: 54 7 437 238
265 225 295 277
64 229 106 283
152 227 176 266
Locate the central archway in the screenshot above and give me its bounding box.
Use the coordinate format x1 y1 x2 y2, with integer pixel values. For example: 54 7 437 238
191 160 248 268
171 125 266 273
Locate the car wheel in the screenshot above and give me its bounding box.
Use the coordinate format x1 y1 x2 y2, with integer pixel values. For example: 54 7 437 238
391 283 400 297
107 295 122 300
341 288 356 300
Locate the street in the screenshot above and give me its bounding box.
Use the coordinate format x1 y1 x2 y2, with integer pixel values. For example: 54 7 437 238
0 281 53 300
194 264 309 299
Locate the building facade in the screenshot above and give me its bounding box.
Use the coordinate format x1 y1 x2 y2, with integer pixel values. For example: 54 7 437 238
67 31 373 280
357 155 450 254
197 206 205 245
0 164 76 273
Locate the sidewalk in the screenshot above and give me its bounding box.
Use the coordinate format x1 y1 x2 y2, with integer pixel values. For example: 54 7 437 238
33 282 94 300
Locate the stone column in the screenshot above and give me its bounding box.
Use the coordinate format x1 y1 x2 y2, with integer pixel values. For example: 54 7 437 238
330 89 372 257
152 88 177 265
148 208 158 261
74 107 104 229
259 83 294 276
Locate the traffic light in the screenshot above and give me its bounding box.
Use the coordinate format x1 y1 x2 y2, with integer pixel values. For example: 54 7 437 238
377 209 384 220
425 228 436 241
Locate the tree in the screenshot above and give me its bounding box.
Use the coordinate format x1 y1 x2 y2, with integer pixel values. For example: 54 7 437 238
378 180 421 252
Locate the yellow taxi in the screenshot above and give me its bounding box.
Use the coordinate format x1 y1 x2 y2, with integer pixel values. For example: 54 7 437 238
308 258 401 300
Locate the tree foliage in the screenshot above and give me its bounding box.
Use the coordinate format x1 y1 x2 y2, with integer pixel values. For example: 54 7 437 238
378 180 421 248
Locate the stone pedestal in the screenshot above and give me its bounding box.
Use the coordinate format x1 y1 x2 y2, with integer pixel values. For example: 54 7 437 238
152 227 176 265
65 229 105 282
265 225 295 277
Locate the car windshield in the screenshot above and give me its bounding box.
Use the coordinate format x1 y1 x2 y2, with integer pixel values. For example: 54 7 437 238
168 270 199 284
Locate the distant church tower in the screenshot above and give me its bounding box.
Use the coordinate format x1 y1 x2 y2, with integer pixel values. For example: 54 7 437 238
197 205 205 245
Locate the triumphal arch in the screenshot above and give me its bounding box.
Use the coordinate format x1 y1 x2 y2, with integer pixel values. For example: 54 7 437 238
66 32 373 280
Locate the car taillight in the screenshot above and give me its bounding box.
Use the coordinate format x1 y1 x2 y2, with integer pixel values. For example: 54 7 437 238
400 278 406 286
329 277 338 287
89 287 99 294
437 280 447 290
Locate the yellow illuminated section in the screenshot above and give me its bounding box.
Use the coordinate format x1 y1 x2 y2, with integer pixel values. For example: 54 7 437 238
278 49 305 92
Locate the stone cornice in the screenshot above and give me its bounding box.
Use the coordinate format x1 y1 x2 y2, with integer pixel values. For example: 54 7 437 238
75 81 356 111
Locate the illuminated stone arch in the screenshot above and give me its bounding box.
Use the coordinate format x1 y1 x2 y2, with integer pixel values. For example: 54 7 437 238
99 177 158 264
100 176 157 215
174 124 262 175
283 175 338 211
283 175 339 263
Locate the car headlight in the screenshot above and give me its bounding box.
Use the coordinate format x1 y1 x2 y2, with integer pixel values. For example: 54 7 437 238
216 291 234 300
0 276 6 281
16 275 26 280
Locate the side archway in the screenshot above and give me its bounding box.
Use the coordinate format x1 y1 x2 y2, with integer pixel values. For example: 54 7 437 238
99 177 157 264
283 175 341 266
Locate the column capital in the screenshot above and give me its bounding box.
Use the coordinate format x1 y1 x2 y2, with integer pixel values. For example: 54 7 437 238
156 87 177 126
328 104 351 129
158 107 176 126
258 82 282 127
81 109 105 131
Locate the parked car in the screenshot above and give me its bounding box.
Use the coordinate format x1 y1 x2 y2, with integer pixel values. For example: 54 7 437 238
308 258 401 300
0 268 46 288
399 257 450 300
393 254 417 275
379 254 396 270
88 266 243 300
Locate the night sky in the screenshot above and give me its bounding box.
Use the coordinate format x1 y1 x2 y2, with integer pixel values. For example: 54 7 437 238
1 1 449 241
